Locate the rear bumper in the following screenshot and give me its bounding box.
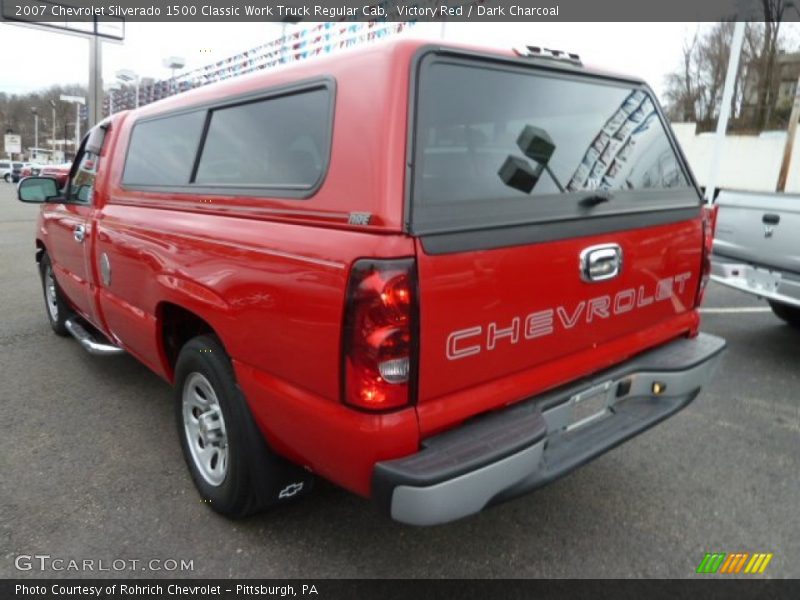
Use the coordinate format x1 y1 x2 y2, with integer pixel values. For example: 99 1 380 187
711 255 800 308
373 332 726 526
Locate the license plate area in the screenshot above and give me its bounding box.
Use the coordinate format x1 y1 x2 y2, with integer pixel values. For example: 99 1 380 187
746 267 781 293
567 381 614 431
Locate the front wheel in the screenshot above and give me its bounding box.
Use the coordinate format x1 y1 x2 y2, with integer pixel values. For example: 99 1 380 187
174 335 313 518
768 300 800 328
3 173 10 183
39 253 72 336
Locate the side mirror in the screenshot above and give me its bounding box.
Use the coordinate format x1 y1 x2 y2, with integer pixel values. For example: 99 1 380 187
18 176 60 203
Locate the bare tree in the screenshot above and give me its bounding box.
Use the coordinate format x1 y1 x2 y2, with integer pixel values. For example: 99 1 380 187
664 17 793 132
756 0 787 128
664 34 700 122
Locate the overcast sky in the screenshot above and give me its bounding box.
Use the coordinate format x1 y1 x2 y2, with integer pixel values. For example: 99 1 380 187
0 21 789 101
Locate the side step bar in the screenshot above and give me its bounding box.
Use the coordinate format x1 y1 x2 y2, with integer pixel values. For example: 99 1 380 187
64 318 124 356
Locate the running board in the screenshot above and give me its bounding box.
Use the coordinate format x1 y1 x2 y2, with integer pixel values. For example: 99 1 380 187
64 318 124 356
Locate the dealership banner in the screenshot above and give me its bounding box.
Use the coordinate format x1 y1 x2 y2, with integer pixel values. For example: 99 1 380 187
0 0 797 22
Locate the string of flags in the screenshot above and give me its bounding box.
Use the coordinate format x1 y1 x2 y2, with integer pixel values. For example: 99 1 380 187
104 19 416 114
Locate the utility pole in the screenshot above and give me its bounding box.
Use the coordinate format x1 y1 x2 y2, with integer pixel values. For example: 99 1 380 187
776 75 800 192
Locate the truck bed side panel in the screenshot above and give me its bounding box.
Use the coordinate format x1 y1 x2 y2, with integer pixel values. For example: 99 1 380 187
713 190 800 274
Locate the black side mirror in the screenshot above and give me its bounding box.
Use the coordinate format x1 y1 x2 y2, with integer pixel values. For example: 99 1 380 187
18 176 60 203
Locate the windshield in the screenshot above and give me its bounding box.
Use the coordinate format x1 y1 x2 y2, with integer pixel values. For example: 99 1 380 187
411 56 696 234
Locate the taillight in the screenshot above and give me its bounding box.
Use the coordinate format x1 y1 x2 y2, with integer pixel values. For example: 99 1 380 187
696 203 719 307
342 258 417 411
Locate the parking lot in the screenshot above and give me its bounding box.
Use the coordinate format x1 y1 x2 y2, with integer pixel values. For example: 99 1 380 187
1 182 798 579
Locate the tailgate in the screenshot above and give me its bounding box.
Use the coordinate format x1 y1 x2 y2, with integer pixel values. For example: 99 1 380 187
408 50 704 434
713 190 800 273
415 221 702 432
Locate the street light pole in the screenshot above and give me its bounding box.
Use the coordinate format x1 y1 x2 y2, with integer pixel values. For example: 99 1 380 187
163 56 186 95
50 100 56 161
75 102 81 148
116 69 141 109
60 95 86 156
31 107 38 161
106 81 121 116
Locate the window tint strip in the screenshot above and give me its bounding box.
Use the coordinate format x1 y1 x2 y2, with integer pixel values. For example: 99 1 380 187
189 110 214 184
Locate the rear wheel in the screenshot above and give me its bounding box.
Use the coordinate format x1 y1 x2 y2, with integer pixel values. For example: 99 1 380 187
39 253 72 337
3 173 10 183
768 300 800 328
175 335 313 518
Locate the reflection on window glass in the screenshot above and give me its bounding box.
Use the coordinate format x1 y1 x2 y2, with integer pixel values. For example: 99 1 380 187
70 150 99 203
195 89 329 188
122 111 205 186
415 63 688 206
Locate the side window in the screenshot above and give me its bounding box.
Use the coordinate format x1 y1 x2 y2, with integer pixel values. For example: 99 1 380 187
194 88 330 188
122 111 206 186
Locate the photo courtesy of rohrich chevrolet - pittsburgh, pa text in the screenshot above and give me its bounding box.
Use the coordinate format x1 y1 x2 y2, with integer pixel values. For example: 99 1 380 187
0 0 798 598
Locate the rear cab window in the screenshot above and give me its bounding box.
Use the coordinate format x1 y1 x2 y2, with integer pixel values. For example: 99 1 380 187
409 52 700 236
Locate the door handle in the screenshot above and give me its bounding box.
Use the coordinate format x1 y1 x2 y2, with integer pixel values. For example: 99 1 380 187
580 244 623 282
73 224 86 243
762 213 780 225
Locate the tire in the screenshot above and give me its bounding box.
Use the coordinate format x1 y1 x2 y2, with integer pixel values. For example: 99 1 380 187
174 335 313 518
768 300 800 328
3 173 10 183
39 253 72 336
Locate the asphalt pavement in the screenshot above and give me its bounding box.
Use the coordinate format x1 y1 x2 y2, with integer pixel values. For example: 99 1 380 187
1 184 798 578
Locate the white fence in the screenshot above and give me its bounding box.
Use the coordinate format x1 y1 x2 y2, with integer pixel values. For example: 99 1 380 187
672 123 800 194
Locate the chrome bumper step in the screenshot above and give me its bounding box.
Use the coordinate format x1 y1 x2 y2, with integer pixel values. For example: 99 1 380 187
64 318 124 356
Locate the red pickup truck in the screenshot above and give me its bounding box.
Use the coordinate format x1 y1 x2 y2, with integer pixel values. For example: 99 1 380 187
18 40 725 526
